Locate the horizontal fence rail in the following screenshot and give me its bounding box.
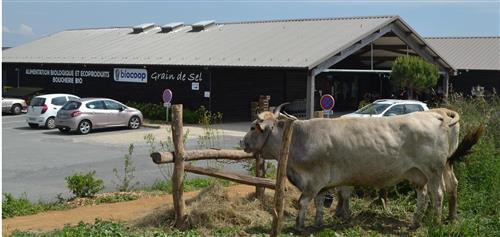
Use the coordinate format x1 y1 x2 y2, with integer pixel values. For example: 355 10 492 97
151 149 254 164
185 164 276 189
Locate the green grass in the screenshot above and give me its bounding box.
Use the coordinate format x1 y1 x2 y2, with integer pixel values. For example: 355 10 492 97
2 193 73 219
146 177 232 193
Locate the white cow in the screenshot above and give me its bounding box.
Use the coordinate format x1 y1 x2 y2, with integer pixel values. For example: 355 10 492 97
241 105 481 230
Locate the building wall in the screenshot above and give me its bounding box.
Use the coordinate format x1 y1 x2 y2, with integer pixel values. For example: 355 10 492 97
450 70 500 95
2 63 308 121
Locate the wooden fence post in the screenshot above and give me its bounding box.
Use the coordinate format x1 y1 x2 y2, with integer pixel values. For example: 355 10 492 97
271 118 294 237
255 153 266 200
172 104 188 229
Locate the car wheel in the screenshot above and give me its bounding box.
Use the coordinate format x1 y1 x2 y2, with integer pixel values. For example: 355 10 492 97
78 120 92 134
45 117 56 129
58 127 71 133
28 123 38 128
128 116 141 129
11 104 22 115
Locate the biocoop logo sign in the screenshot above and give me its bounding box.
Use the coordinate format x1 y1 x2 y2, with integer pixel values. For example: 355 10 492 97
114 68 148 83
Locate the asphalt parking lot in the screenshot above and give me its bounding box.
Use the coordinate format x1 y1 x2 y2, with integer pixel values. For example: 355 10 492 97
2 114 249 202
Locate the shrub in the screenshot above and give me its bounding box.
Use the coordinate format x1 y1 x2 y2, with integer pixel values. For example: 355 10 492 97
126 101 201 124
113 144 139 192
2 193 43 218
65 171 104 198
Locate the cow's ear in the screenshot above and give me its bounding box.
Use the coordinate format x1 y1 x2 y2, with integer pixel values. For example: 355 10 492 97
255 123 264 133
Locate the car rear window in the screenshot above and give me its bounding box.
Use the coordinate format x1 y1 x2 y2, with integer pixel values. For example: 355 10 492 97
51 96 68 106
61 101 81 110
405 104 424 113
30 97 46 106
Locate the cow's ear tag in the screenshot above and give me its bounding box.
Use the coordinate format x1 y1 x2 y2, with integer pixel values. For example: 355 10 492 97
256 123 264 133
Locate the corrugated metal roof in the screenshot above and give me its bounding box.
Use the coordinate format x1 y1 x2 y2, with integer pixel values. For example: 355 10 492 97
2 16 451 71
425 37 500 70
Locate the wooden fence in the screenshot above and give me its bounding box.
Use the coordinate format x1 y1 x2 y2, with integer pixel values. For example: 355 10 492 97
149 104 294 236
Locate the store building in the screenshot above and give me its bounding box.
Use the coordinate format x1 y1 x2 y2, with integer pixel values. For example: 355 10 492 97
425 37 500 95
3 16 454 121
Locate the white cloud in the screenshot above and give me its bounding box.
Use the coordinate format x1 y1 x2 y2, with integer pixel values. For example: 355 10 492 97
18 24 34 36
3 26 11 33
3 24 35 36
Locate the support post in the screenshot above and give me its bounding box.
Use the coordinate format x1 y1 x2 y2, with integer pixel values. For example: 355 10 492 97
271 118 295 237
306 73 315 119
255 154 266 200
443 72 449 101
172 104 188 229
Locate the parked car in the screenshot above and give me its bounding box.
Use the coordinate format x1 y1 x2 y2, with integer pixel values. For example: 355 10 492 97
26 94 80 129
55 98 143 134
341 99 429 118
2 97 27 115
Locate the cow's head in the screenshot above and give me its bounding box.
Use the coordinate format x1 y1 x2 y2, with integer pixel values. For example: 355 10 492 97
240 103 294 154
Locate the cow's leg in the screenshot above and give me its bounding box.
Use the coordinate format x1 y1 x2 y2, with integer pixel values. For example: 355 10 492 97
427 177 445 225
314 191 326 227
296 192 314 231
411 185 428 229
335 186 352 220
443 165 458 221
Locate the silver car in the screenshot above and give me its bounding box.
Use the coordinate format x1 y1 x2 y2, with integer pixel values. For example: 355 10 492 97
55 98 143 134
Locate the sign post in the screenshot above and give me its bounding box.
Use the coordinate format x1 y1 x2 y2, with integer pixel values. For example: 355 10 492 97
163 89 173 123
320 94 335 118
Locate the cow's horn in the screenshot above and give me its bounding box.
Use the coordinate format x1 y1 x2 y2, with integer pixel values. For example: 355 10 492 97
273 102 290 118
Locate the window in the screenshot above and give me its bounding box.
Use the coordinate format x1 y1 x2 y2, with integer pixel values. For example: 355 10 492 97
356 103 391 115
51 96 67 106
30 97 46 106
86 100 106 110
68 96 79 101
61 101 81 110
384 105 405 116
104 100 123 110
405 104 424 113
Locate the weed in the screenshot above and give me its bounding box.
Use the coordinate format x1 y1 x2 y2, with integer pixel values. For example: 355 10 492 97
113 144 140 192
65 171 104 198
2 193 72 219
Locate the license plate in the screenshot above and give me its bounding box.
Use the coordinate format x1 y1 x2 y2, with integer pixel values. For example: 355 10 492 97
29 117 36 121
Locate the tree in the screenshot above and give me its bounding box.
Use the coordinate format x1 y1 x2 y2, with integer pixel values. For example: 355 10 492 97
390 56 439 99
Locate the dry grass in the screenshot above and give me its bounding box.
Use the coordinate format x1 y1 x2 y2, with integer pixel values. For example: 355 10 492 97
133 182 312 235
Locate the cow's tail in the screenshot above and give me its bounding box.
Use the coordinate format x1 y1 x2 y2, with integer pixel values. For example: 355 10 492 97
447 124 484 165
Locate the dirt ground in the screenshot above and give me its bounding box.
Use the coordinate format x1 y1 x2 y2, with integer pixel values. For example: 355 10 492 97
2 184 257 236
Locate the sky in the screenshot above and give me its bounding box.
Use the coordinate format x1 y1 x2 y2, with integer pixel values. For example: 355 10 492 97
2 0 500 47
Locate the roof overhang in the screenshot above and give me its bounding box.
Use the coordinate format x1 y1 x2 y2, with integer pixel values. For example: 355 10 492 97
311 16 455 76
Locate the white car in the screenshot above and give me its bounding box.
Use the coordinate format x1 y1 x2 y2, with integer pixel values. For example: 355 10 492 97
2 97 27 115
341 99 429 118
26 94 80 129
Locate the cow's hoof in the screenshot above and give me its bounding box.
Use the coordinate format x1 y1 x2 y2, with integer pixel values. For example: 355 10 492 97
444 215 457 224
293 226 306 234
335 211 351 220
409 222 421 231
313 221 323 228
